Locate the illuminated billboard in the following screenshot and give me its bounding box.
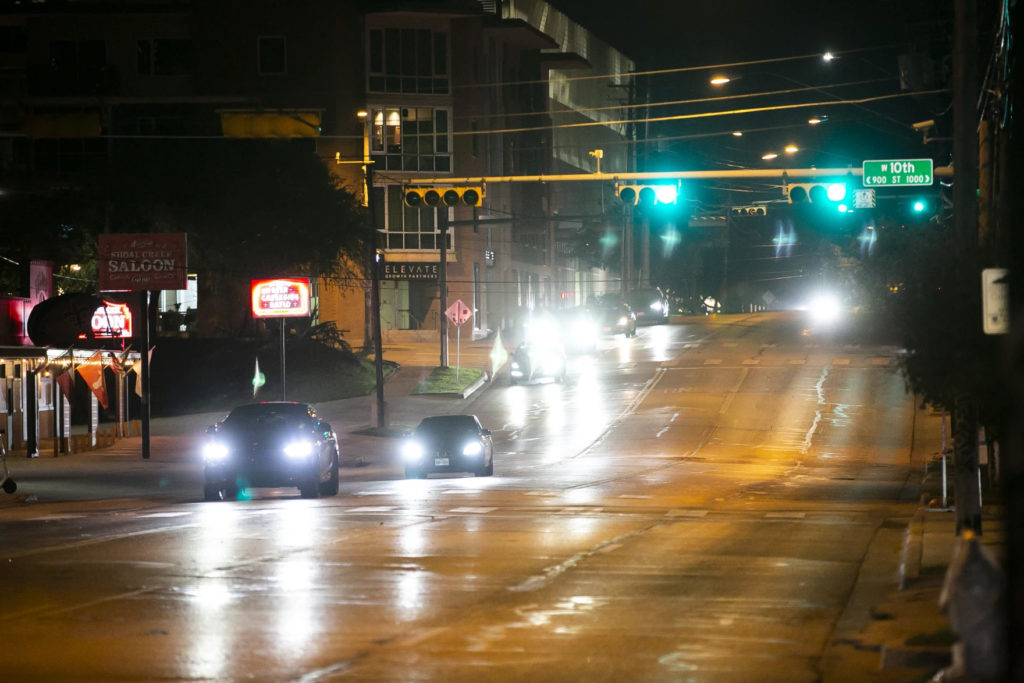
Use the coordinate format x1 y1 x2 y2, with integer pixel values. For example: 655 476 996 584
251 278 311 318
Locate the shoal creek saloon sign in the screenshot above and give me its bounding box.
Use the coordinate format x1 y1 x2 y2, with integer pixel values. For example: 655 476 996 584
382 262 439 281
98 232 188 291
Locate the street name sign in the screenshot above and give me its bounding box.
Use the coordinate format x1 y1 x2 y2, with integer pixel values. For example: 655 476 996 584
862 159 934 187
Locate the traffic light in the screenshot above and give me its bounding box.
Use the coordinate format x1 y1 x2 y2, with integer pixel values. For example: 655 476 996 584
786 181 852 212
403 186 484 208
730 206 767 217
616 183 678 206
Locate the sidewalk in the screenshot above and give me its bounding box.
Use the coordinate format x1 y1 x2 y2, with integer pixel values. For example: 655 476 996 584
822 406 1008 681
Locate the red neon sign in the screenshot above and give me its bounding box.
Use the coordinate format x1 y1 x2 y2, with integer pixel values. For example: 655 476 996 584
90 301 133 338
251 278 311 318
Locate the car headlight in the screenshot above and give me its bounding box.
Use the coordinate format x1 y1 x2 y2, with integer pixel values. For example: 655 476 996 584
462 440 483 456
203 442 229 463
650 301 662 311
402 441 424 462
284 440 315 458
618 316 628 326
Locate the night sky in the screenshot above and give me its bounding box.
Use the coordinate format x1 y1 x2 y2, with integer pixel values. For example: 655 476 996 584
547 0 958 170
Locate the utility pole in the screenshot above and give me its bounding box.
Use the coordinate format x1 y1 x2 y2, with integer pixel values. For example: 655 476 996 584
439 208 449 369
364 163 387 429
952 0 982 536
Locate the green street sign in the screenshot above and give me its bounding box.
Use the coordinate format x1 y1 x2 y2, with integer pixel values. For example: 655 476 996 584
862 158 934 187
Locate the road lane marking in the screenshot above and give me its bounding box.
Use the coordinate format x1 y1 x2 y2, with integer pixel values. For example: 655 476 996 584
137 512 192 518
29 514 86 521
617 494 651 499
869 357 892 366
509 526 654 592
765 512 806 519
449 507 497 514
704 359 722 365
666 509 709 517
348 506 396 513
789 359 806 365
741 359 760 365
832 358 851 365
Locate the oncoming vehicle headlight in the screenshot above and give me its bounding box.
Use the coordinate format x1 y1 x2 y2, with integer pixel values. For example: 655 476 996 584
203 442 229 463
402 441 424 462
462 440 483 456
650 301 662 311
618 316 628 326
284 440 315 458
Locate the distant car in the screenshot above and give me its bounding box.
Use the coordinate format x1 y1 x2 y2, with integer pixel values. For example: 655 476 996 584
201 402 340 501
401 414 494 478
596 302 637 337
628 288 670 325
509 342 567 384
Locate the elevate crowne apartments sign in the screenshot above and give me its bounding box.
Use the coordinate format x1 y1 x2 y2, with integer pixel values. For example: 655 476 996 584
98 233 188 291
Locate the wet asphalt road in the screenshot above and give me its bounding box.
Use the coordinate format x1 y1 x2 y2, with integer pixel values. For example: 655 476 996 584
0 312 919 681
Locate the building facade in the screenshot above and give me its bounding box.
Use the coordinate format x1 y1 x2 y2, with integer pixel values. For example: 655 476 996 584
0 0 635 352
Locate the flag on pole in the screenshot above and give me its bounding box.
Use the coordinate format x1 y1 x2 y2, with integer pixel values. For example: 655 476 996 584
76 351 109 410
55 370 74 406
252 357 266 398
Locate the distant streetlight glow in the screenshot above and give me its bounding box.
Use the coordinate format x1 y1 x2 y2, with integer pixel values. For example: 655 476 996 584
823 51 836 62
808 117 823 125
784 144 799 154
761 152 778 161
709 76 731 86
732 131 743 137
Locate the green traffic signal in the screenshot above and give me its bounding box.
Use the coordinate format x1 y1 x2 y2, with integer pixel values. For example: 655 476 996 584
912 200 926 213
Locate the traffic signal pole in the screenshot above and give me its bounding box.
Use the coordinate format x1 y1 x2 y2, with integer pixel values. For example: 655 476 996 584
404 167 952 186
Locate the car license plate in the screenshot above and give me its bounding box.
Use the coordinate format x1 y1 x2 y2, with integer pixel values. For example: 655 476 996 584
434 457 449 466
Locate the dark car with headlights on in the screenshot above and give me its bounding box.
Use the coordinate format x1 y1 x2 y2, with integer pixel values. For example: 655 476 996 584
597 302 637 337
401 414 494 478
628 287 670 325
202 402 340 501
509 342 567 385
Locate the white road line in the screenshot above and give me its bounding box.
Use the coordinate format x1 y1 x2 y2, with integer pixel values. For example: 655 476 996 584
136 512 192 518
704 359 722 365
29 514 85 521
666 509 709 518
617 494 651 500
348 506 396 513
449 507 497 514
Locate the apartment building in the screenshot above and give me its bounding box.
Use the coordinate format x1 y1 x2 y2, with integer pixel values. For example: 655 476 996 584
0 0 635 349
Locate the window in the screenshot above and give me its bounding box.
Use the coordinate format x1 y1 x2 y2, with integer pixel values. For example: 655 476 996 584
376 185 452 251
369 106 451 172
367 27 448 94
258 36 286 75
137 39 193 76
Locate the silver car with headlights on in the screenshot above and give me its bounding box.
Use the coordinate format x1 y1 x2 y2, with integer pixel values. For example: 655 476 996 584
202 402 340 501
401 414 494 478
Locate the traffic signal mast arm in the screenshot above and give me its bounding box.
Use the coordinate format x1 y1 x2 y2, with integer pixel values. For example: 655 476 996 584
402 166 953 186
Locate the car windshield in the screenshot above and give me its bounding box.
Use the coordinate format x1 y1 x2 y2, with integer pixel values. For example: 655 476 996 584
223 403 311 429
415 415 480 438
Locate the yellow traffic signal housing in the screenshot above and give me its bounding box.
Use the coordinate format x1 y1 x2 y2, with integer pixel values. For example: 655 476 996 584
786 182 849 204
616 184 678 205
403 186 485 208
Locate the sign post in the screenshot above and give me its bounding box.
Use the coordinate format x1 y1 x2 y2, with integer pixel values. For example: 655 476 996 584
444 299 473 380
251 278 311 401
97 232 187 459
861 159 934 187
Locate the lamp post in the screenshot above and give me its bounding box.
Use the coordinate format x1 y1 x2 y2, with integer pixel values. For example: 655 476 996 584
364 161 387 429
